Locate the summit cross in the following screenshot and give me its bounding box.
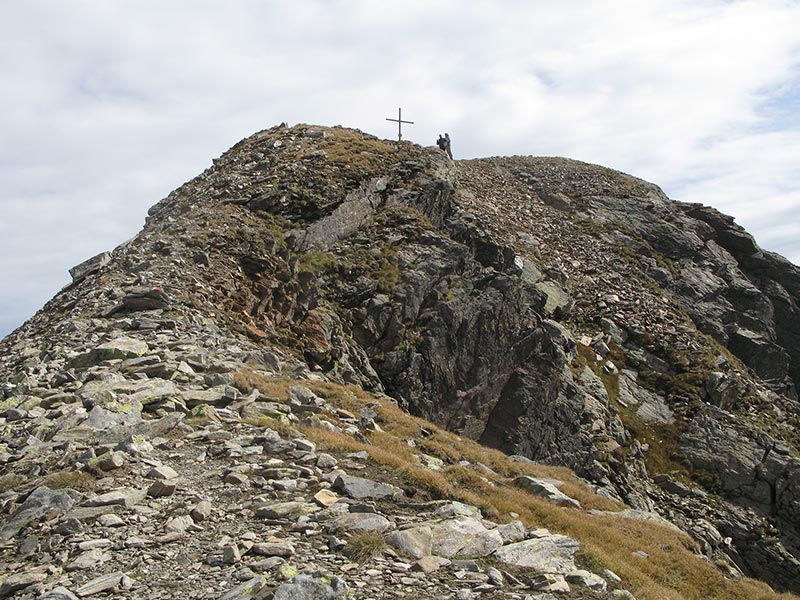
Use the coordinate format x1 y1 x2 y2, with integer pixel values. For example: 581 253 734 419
385 107 414 141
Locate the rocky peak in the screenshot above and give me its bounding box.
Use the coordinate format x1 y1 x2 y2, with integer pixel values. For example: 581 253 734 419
1 123 800 598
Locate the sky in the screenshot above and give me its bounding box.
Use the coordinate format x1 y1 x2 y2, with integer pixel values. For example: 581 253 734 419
1 0 799 339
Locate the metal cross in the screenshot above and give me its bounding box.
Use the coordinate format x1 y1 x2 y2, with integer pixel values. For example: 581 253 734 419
385 107 414 141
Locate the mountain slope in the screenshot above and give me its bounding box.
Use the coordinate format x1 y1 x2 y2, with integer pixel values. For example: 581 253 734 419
1 123 799 599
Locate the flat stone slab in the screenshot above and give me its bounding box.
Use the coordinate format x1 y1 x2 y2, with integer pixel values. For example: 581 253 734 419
515 476 581 508
430 517 504 559
70 337 150 368
387 525 433 559
219 576 269 600
618 370 674 424
333 512 393 533
69 251 112 283
83 488 146 508
566 569 607 590
272 571 349 600
0 571 48 596
251 540 295 557
37 586 80 600
1 486 81 540
75 571 127 597
255 501 320 519
331 474 403 500
493 534 580 574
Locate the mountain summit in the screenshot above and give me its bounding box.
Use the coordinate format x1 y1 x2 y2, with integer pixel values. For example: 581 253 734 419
1 124 799 599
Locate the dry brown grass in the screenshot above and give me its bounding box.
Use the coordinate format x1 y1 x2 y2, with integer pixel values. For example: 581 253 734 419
0 473 26 493
321 128 394 174
233 369 294 399
42 470 96 492
235 368 799 600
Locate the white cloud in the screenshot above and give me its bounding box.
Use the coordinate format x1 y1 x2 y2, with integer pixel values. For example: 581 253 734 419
1 0 799 337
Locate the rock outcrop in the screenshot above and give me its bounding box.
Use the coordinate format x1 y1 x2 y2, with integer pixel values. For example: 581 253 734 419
2 123 799 596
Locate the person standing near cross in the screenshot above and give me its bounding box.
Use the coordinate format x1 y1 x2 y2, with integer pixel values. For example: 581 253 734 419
443 133 453 159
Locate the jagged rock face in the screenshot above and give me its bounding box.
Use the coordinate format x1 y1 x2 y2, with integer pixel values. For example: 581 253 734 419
2 124 800 591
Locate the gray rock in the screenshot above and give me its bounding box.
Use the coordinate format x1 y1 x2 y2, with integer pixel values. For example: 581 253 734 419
530 573 570 593
84 488 146 508
37 587 80 600
0 571 48 597
495 520 526 543
2 486 81 540
70 337 150 368
97 514 125 527
515 476 581 508
255 501 320 519
430 517 504 559
493 535 580 574
618 370 674 424
222 544 241 564
316 453 338 469
68 251 111 283
164 515 195 533
272 571 348 600
218 576 268 600
331 474 403 500
191 500 213 522
566 569 607 590
487 566 504 586
66 548 110 571
92 451 125 471
333 512 392 533
432 501 482 519
147 465 179 479
387 525 433 559
412 555 450 573
75 572 126 597
251 540 295 557
147 479 177 497
84 405 142 430
119 287 171 312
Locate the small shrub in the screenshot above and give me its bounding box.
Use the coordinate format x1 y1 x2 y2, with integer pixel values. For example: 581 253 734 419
343 531 386 562
296 251 338 275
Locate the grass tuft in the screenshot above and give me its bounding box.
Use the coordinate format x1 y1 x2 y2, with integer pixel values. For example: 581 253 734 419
0 473 26 493
343 531 387 562
43 470 96 492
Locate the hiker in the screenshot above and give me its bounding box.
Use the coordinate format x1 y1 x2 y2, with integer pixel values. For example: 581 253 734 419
436 134 446 152
443 133 453 159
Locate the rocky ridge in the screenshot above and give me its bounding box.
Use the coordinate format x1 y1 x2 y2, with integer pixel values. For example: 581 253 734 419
1 123 799 598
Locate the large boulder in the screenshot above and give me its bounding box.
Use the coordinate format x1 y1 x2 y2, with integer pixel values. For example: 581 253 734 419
429 517 504 559
1 487 81 540
493 534 580 574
